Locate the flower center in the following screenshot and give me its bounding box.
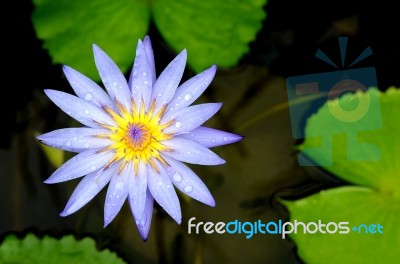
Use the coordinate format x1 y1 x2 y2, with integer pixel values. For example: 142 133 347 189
126 123 151 151
99 102 172 172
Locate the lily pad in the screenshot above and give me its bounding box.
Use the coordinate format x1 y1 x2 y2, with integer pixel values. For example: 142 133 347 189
32 0 150 80
300 87 400 195
283 186 400 264
32 0 267 77
152 0 267 72
284 88 400 264
0 234 126 264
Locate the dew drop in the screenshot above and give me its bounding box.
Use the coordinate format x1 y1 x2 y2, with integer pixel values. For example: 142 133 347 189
158 93 162 97
73 137 78 141
112 81 118 87
115 182 125 190
144 81 148 85
184 93 192 101
142 72 147 76
184 185 193 193
84 142 90 148
222 136 228 141
158 181 163 186
175 121 182 128
167 184 171 189
91 165 96 170
67 111 72 115
172 173 183 183
66 141 71 146
84 109 90 115
139 214 147 227
84 93 93 101
205 81 209 85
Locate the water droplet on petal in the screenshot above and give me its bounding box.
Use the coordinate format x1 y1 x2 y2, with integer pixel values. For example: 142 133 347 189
184 93 192 101
222 136 228 141
173 173 183 183
184 185 193 193
73 137 78 141
91 165 96 170
175 121 182 128
139 214 147 227
66 141 71 146
112 81 118 86
142 72 147 76
158 93 162 97
167 184 171 188
158 181 163 186
84 93 93 101
115 182 124 190
84 142 90 148
84 109 90 115
144 81 148 85
67 111 71 115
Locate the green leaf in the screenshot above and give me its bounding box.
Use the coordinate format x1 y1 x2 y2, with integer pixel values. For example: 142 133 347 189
283 88 400 264
0 234 126 264
300 87 400 196
283 186 400 264
32 0 150 81
153 0 267 72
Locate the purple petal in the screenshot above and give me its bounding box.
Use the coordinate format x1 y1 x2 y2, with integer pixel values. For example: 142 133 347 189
147 162 181 224
62 65 117 111
135 189 154 241
104 161 131 227
161 138 225 165
161 103 222 135
129 40 153 110
93 44 132 112
167 65 216 113
128 161 147 224
143 36 156 84
177 126 243 148
60 164 118 216
163 156 215 207
44 89 115 128
37 128 113 153
44 149 115 184
151 50 187 114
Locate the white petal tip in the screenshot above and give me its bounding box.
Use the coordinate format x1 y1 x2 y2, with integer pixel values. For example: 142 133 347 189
59 211 69 217
44 178 55 184
138 229 150 241
206 198 216 207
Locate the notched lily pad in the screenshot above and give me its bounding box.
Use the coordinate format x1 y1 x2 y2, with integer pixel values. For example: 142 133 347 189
283 88 400 264
153 0 267 72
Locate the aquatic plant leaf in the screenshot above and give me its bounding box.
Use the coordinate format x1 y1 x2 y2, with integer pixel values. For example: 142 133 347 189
32 0 150 81
152 0 267 72
283 88 400 263
0 234 126 263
